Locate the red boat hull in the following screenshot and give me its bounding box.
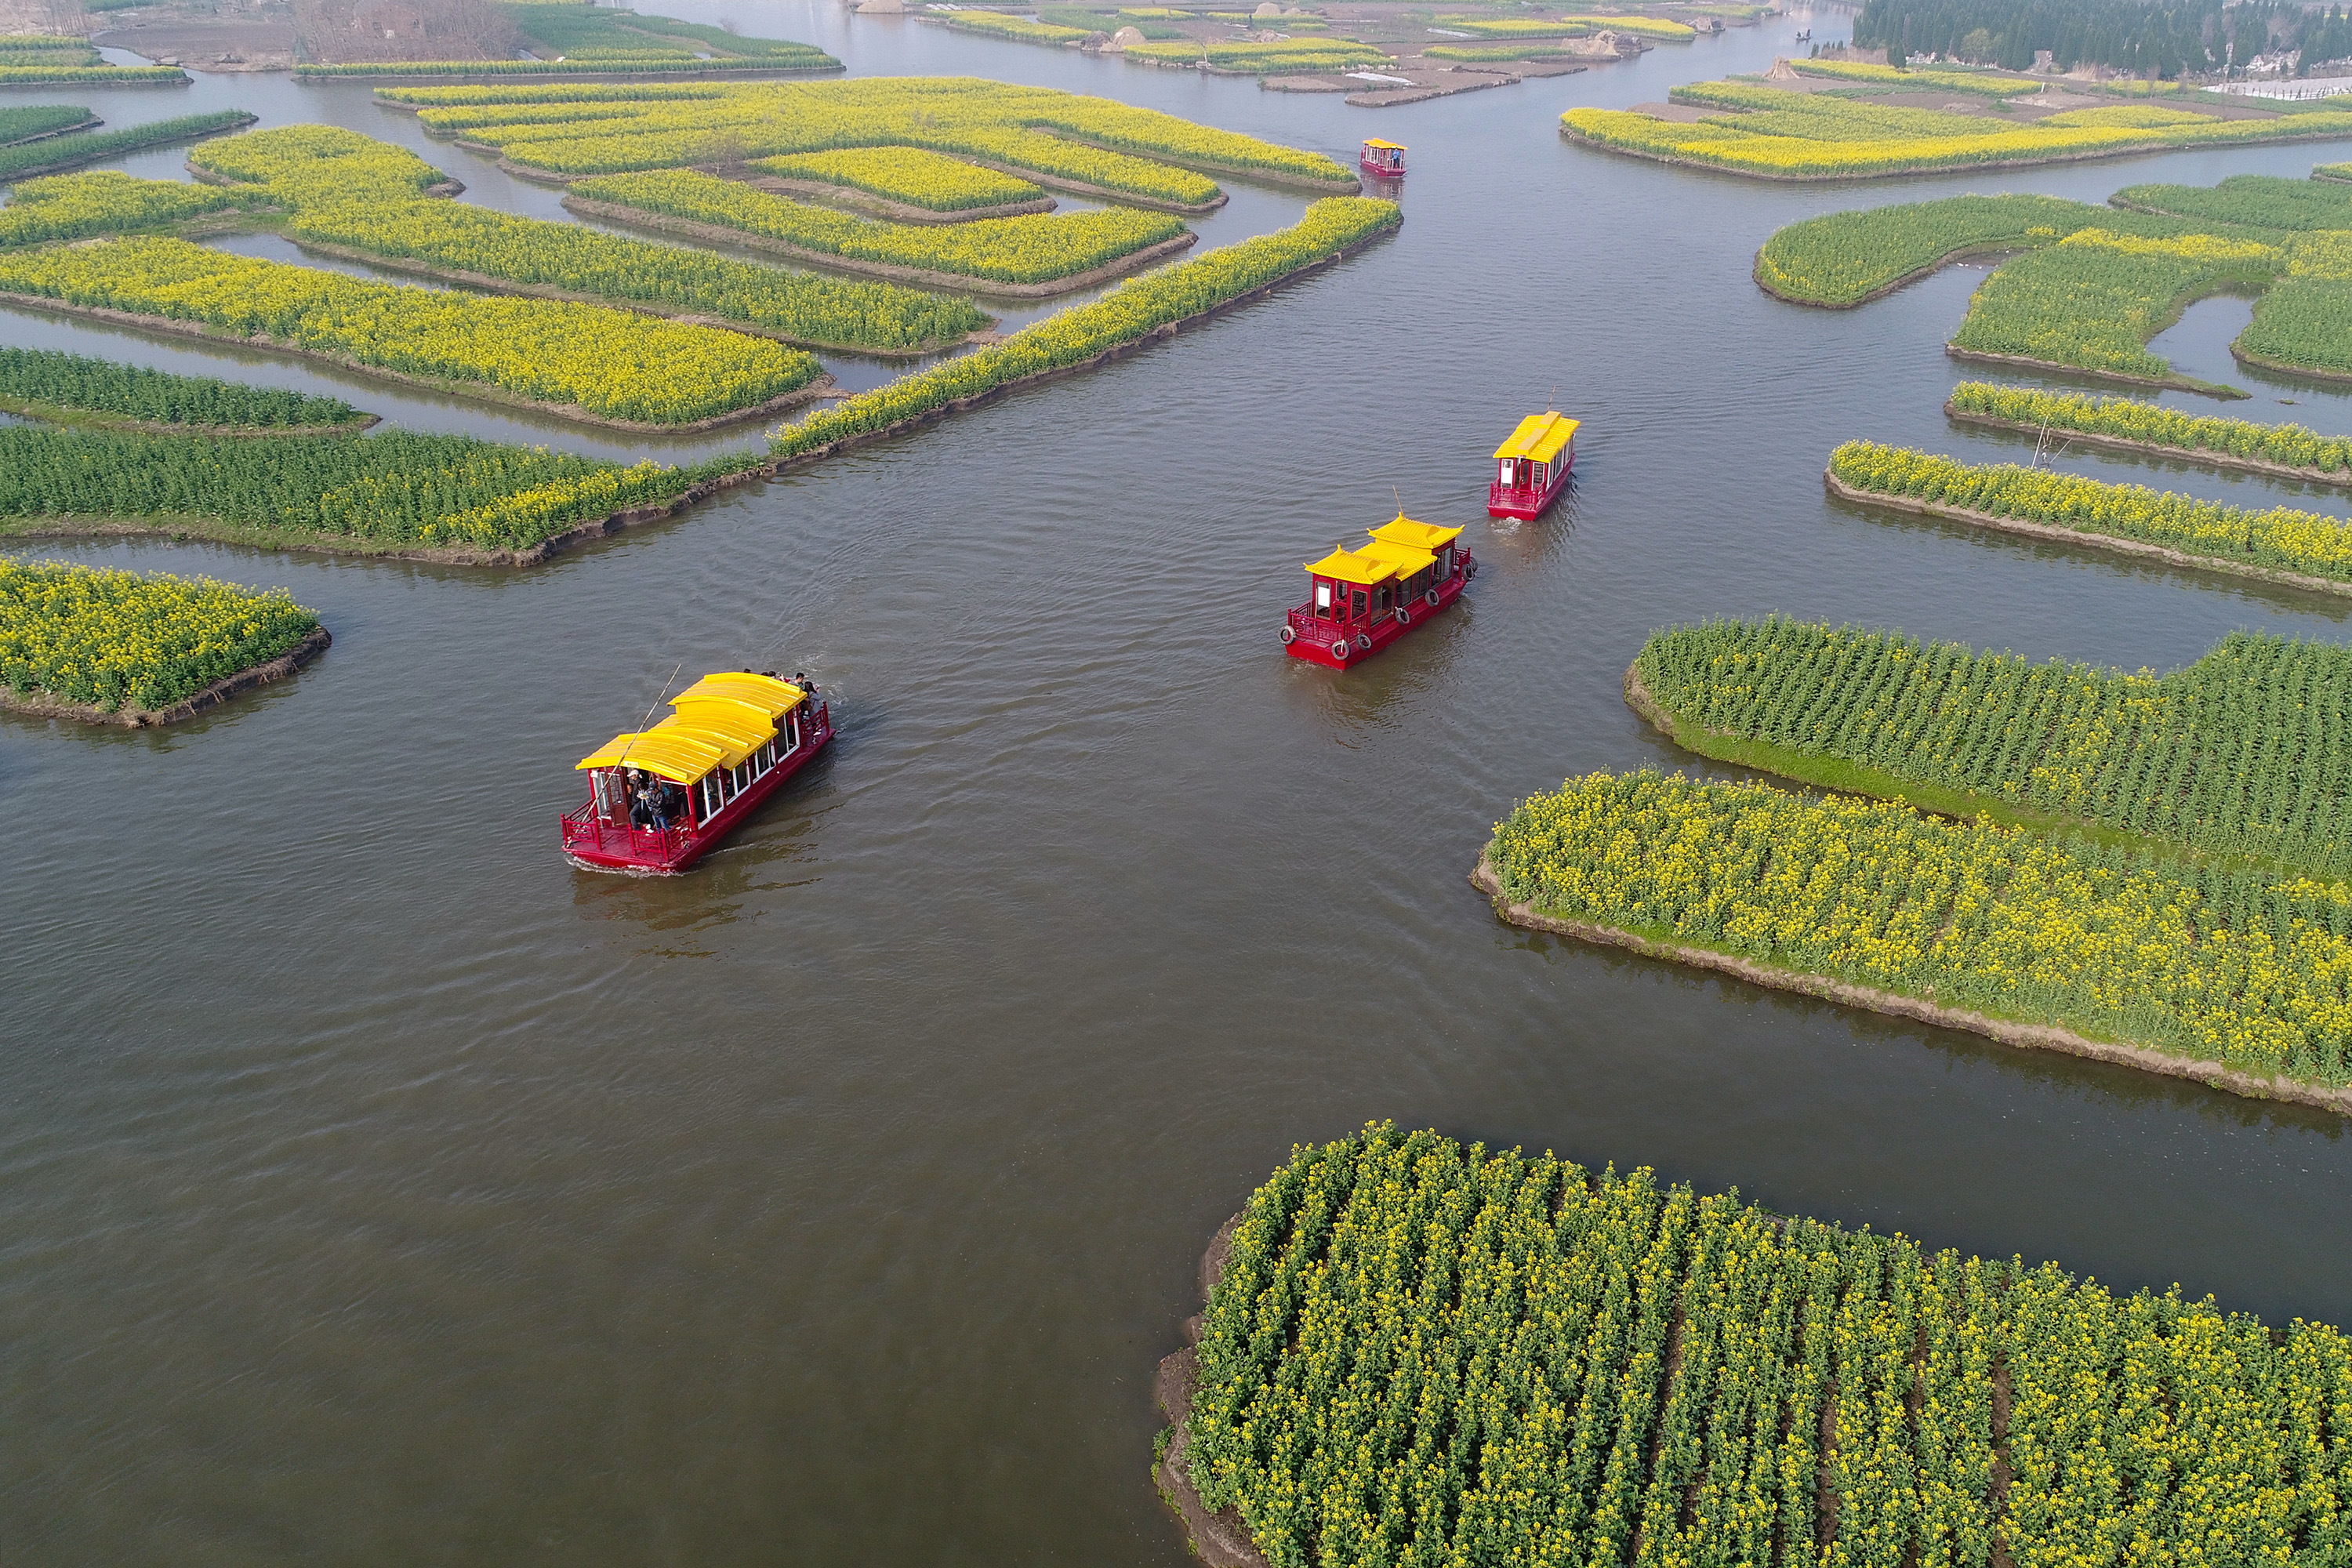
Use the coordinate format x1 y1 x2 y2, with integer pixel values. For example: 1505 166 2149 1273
1488 452 1572 519
560 702 832 874
1361 155 1403 178
1282 556 1474 669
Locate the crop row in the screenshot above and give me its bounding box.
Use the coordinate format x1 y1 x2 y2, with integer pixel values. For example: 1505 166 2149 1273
0 237 818 425
1486 770 2352 1083
2236 231 2352 376
0 103 92 144
937 11 1094 43
1751 192 2208 306
0 171 256 246
1 557 318 715
1946 380 2352 474
0 109 256 183
1639 616 2352 877
573 168 1181 283
378 77 1350 191
2114 171 2352 230
1123 38 1392 72
0 64 187 85
0 425 741 551
755 147 1045 212
0 345 358 430
1829 439 2352 584
769 195 1399 457
1422 41 1576 60
1193 1122 2352 1568
1786 57 2042 93
292 56 829 78
1557 13 1696 38
1947 228 2278 380
1564 85 2352 180
504 5 837 67
183 124 989 352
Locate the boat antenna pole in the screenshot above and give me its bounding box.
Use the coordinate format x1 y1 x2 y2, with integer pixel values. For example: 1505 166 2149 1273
615 659 685 771
1392 482 1403 518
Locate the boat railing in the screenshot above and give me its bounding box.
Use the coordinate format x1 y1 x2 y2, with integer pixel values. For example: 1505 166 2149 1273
561 801 695 862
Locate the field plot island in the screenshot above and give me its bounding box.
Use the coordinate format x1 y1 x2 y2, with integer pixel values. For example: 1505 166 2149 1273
1567 59 2352 180
870 2 1726 107
0 84 1398 586
0 557 326 726
288 2 840 78
1160 1124 2352 1568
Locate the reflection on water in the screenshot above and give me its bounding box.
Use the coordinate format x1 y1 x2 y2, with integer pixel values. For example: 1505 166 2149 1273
9 9 2352 1568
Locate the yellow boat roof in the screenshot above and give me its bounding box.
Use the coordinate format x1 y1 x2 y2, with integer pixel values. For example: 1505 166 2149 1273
674 671 804 714
1368 514 1463 550
1307 545 1411 586
575 728 726 785
575 670 805 779
1359 539 1436 577
652 710 772 769
1363 137 1406 149
1494 412 1579 463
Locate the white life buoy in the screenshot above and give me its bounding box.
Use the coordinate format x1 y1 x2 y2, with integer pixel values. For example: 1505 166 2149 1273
1279 624 1295 645
1394 606 1410 627
1425 588 1440 608
1356 633 1373 653
1330 639 1350 661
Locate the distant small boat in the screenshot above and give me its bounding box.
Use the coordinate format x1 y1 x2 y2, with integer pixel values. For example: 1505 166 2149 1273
1488 410 1577 520
1360 137 1406 178
561 670 832 874
1282 512 1474 668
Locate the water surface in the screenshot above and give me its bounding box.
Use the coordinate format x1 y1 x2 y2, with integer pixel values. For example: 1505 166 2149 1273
8 10 2352 1564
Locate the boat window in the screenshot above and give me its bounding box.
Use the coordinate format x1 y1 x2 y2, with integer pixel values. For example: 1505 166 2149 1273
1314 581 1332 617
1375 585 1392 615
1499 459 1512 487
786 712 799 753
1349 588 1367 619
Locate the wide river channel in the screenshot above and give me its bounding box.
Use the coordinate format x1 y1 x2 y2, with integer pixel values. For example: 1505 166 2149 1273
9 6 2352 1561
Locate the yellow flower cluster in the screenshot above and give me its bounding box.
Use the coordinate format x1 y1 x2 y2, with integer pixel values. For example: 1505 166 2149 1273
0 170 251 247
1563 84 2352 179
376 76 1354 194
179 123 984 352
1948 380 2352 473
574 168 1183 284
1788 57 2042 93
0 236 815 424
769 196 1398 456
1488 770 2352 1083
1829 439 2352 583
753 146 1044 212
1121 36 1392 71
935 10 1092 42
0 557 318 713
1189 1123 2352 1568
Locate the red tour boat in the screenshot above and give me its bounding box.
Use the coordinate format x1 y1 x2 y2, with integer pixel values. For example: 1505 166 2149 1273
1360 137 1406 178
1488 411 1578 520
561 670 832 874
1282 513 1474 669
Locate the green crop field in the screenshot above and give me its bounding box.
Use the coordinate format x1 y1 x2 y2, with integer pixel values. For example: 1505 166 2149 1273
1638 615 2352 877
1569 83 2352 180
0 425 751 553
1483 770 2352 1083
572 169 1184 285
1828 439 2352 586
0 347 360 431
0 557 318 714
1189 1122 2352 1568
